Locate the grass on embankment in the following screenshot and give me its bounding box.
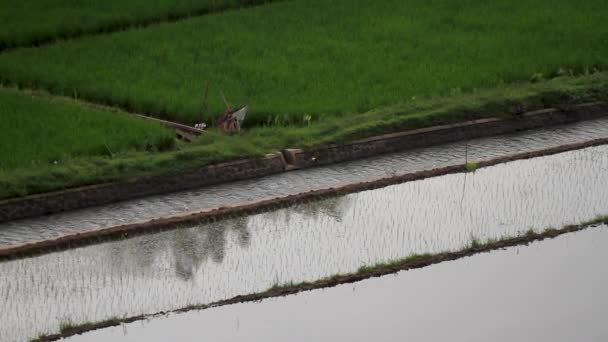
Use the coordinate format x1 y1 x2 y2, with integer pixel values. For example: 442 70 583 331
1 72 606 201
30 215 608 342
0 87 174 172
267 216 608 297
0 0 279 50
0 0 606 125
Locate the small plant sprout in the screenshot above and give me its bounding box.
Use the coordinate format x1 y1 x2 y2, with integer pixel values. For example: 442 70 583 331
469 234 481 248
465 161 480 172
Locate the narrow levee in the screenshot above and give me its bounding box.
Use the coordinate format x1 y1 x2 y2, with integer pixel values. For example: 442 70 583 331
1 116 608 248
1 144 607 341
67 225 608 342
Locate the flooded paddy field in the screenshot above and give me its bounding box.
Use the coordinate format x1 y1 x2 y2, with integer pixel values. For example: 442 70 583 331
1 144 607 341
1 116 608 247
70 225 608 342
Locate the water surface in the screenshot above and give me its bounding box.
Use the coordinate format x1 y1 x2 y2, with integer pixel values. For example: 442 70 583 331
1 145 607 341
71 225 608 342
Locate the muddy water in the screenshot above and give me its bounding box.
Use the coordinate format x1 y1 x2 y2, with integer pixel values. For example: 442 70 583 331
70 225 608 342
1 145 607 341
1 117 608 246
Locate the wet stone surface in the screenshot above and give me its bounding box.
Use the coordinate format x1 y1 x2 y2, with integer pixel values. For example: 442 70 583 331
1 145 607 341
1 117 608 246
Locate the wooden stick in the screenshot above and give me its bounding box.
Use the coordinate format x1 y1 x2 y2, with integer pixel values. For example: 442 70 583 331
201 81 209 122
220 90 231 110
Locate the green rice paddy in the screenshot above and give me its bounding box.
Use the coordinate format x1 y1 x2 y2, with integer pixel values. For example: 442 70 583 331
0 88 174 172
0 0 607 199
0 0 606 125
0 0 278 50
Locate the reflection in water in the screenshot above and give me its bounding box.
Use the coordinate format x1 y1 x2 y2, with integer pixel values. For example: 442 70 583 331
106 216 252 282
1 145 608 341
171 217 250 281
72 226 608 342
267 196 352 225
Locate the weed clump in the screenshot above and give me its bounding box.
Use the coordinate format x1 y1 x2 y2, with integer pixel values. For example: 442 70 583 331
465 162 480 172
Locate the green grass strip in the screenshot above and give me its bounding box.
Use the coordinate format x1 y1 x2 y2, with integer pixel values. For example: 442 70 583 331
1 72 607 200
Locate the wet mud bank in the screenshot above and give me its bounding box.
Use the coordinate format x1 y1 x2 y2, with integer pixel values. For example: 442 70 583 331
2 137 607 260
0 102 606 223
31 219 608 342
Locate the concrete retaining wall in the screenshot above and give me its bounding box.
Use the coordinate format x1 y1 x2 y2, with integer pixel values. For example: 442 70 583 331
0 102 606 223
0 153 286 222
283 102 608 168
3 137 607 259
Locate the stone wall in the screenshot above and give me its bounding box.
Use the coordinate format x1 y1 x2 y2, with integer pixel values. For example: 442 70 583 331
3 136 607 259
282 103 608 168
0 102 606 223
0 153 286 222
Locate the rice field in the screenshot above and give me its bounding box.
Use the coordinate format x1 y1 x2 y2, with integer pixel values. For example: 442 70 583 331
0 72 606 200
0 0 607 198
0 0 278 50
0 0 606 125
0 88 174 172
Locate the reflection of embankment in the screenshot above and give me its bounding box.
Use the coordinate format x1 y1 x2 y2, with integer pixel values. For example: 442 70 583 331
32 217 608 342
